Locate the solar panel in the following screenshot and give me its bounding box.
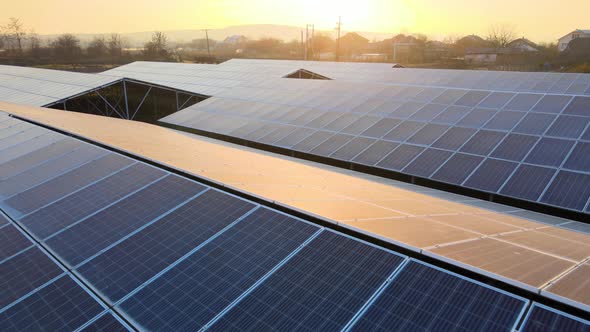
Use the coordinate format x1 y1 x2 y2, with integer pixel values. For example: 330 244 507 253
0 224 32 261
500 165 556 201
406 124 449 145
78 190 256 303
432 127 476 150
520 303 590 332
563 96 590 116
465 159 518 192
0 139 81 180
524 138 575 167
209 231 406 331
460 130 506 156
79 312 131 332
491 134 539 162
541 171 590 211
1 247 64 308
0 275 104 331
117 209 320 330
349 260 527 332
2 154 133 216
331 136 376 160
377 144 423 170
513 113 557 135
0 144 107 199
403 148 453 177
354 141 400 166
19 163 167 240
432 153 483 184
45 175 205 267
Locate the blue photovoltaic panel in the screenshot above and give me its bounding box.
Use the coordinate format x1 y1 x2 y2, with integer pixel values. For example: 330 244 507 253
531 95 572 113
209 231 405 331
360 118 401 138
45 175 205 267
465 159 518 192
310 134 354 157
501 165 556 201
432 127 476 150
520 303 590 332
80 312 131 332
563 96 590 116
432 106 470 125
78 190 255 303
483 111 525 131
0 144 107 199
292 131 333 152
0 213 8 227
0 139 81 180
117 208 319 331
275 127 315 147
406 124 449 145
513 113 556 135
454 90 490 107
0 224 32 260
331 137 376 160
504 93 542 111
19 163 166 240
353 141 399 166
432 153 483 185
546 115 590 139
0 247 63 308
403 149 453 177
2 154 133 216
491 134 539 162
382 121 424 141
564 142 590 172
456 108 497 128
460 130 506 156
350 261 527 332
377 144 424 171
478 92 515 109
0 134 62 165
408 104 446 121
340 116 381 135
541 171 590 211
524 138 575 167
0 275 104 332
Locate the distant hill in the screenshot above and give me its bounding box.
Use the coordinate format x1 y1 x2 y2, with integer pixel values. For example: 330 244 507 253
39 24 397 47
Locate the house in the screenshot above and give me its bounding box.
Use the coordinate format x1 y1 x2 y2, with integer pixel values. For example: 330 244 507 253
507 38 539 52
558 29 590 52
337 32 369 57
464 48 499 64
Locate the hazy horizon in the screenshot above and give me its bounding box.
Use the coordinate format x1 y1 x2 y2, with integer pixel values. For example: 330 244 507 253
3 0 590 43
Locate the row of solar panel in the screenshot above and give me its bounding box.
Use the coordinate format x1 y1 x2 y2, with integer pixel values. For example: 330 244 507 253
163 103 590 213
1 115 588 331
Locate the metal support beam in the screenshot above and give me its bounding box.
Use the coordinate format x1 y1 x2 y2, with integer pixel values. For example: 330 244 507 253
131 86 153 120
123 80 130 119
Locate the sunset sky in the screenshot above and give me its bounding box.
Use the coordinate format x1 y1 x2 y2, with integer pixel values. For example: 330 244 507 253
3 0 589 42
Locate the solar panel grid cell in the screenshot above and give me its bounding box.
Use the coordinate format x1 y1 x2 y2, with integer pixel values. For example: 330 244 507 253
350 261 527 332
117 209 319 331
77 190 255 303
79 312 131 332
0 247 64 309
0 224 32 261
208 231 406 331
45 175 205 267
0 276 104 332
520 304 590 332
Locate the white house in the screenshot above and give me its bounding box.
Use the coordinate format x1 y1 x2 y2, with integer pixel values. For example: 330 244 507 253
558 29 590 52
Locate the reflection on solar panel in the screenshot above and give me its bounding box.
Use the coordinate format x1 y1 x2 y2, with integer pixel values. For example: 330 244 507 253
164 88 590 214
520 303 590 331
79 312 131 332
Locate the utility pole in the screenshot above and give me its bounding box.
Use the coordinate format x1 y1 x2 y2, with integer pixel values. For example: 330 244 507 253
311 24 315 60
301 30 304 60
304 25 308 60
336 16 342 62
204 29 211 58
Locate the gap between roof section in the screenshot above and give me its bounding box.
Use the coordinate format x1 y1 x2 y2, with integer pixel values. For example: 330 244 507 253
43 78 211 124
283 68 332 80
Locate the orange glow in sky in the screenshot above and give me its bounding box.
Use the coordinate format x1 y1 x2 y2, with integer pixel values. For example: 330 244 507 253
3 0 589 42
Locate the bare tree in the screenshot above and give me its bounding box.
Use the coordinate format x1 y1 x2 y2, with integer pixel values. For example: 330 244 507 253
2 17 27 53
107 33 123 57
29 30 42 57
51 34 81 60
143 31 169 58
87 36 108 57
487 24 517 48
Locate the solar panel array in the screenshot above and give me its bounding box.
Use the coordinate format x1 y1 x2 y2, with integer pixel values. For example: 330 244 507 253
4 114 587 330
163 87 590 214
0 65 119 107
